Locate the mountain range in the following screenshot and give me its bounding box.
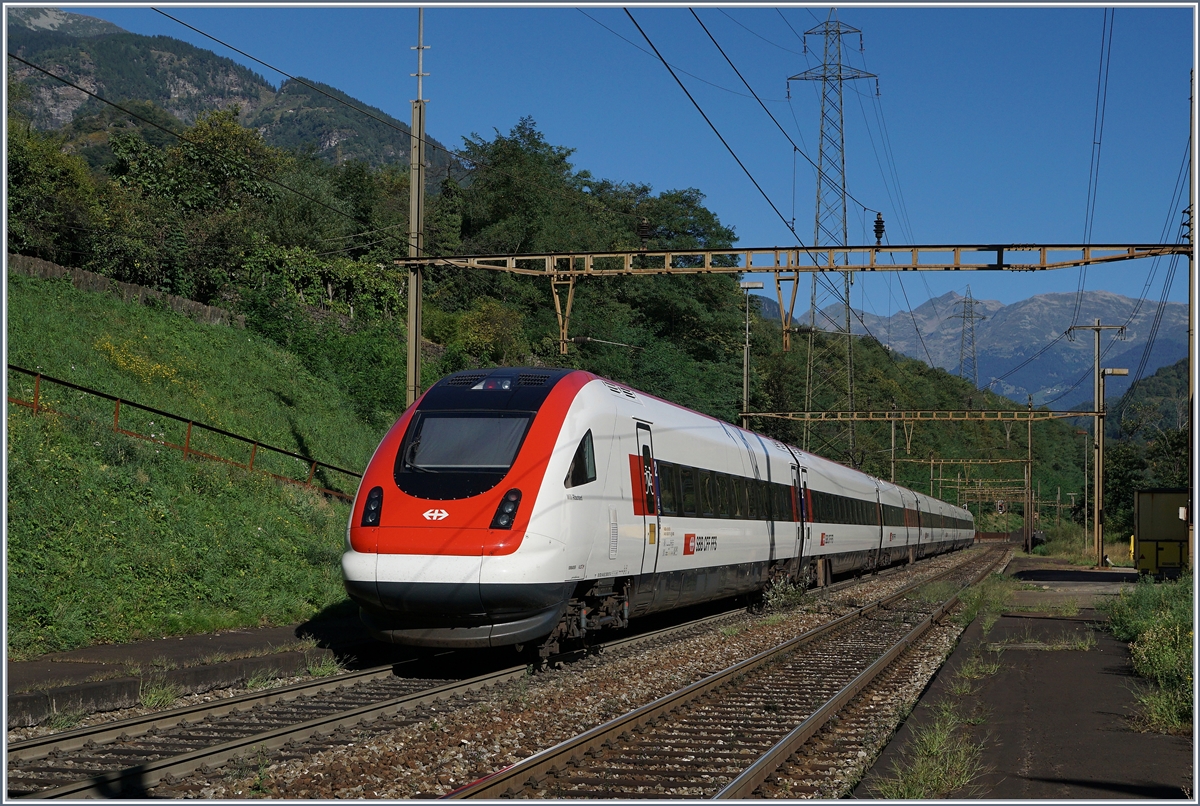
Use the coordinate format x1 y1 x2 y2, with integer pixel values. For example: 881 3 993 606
757 289 1187 408
7 8 455 174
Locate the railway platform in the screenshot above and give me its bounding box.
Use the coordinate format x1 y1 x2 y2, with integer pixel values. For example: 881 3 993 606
853 555 1193 799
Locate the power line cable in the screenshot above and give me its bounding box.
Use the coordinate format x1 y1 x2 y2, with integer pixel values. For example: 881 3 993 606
623 10 804 251
893 271 936 367
716 8 805 56
625 10 888 348
9 53 377 231
1072 8 1117 328
1116 136 1192 414
691 9 879 216
152 7 646 232
6 52 517 273
577 9 782 101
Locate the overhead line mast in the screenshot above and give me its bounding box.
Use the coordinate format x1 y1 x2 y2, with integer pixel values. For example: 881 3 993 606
406 8 429 407
789 9 876 461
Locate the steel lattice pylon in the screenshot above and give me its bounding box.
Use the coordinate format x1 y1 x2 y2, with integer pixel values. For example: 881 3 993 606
954 285 987 387
789 9 875 461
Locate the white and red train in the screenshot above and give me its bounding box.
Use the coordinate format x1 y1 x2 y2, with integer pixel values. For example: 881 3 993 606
342 367 974 656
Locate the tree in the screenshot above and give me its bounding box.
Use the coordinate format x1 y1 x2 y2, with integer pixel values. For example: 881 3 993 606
1145 428 1188 489
7 81 100 263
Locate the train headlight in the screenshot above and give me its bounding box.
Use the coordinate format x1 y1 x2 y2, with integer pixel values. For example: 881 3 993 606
361 486 384 527
490 489 522 529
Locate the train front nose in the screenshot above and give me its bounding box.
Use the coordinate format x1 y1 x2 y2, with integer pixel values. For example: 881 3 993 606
342 536 571 649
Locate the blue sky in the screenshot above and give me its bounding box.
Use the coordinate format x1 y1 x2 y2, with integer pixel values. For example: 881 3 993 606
62 5 1195 312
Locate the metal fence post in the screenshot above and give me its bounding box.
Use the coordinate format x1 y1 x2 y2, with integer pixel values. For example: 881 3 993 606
113 399 121 431
183 421 192 460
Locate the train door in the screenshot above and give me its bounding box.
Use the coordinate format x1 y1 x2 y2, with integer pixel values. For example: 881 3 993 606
636 424 661 576
873 489 885 572
914 499 924 558
791 465 807 562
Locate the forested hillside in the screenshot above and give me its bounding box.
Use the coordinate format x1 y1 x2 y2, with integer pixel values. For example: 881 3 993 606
7 11 455 173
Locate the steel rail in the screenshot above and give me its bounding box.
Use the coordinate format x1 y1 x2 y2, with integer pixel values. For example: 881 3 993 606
713 551 1000 798
19 668 526 800
9 554 910 764
7 662 414 763
445 547 1000 799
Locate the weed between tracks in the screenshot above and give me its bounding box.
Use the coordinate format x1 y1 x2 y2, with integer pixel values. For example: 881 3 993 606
43 708 85 732
868 574 1009 798
306 653 348 678
139 679 181 709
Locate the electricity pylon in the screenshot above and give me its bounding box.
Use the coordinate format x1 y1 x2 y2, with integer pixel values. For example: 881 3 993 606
789 9 876 462
954 285 986 387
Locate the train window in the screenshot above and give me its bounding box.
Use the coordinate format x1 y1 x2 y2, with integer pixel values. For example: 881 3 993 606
691 470 705 520
774 484 790 522
680 467 697 517
714 474 731 518
394 411 535 500
732 477 747 519
564 430 597 488
658 462 680 517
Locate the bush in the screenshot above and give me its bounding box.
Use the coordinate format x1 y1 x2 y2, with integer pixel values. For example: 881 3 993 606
1100 575 1193 731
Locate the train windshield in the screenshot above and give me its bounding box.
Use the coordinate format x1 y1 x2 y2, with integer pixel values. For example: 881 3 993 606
394 411 534 499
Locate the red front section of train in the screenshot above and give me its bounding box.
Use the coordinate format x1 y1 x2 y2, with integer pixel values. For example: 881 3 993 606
342 368 593 647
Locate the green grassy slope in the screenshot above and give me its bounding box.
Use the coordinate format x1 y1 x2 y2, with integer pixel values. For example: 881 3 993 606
6 274 382 657
7 273 382 479
7 410 350 658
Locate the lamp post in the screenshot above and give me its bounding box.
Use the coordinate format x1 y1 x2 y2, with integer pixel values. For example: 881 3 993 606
1096 367 1129 566
740 281 764 429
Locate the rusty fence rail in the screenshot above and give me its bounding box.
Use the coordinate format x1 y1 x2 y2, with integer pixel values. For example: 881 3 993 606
7 364 361 502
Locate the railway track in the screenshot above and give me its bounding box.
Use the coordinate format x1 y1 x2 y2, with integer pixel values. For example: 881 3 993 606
7 601 760 798
6 549 995 799
448 547 1003 799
